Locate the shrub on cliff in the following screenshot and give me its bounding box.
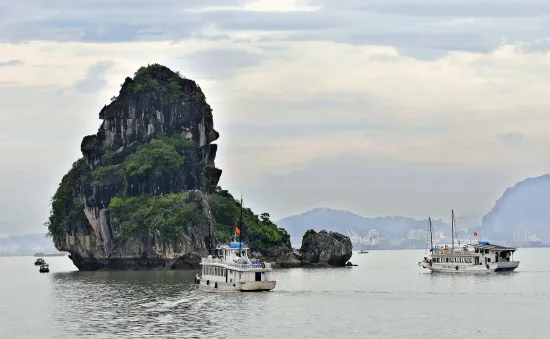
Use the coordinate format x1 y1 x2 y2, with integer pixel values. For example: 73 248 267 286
122 138 184 194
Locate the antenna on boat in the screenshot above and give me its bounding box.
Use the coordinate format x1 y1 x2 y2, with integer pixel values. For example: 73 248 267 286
451 210 455 254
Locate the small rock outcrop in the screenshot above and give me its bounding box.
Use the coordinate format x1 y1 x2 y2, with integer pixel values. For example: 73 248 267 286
299 229 353 267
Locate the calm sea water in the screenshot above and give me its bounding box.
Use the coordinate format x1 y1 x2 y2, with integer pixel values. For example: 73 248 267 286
1 249 549 338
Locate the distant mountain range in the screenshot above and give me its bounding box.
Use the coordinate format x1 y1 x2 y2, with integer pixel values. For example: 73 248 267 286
278 174 550 246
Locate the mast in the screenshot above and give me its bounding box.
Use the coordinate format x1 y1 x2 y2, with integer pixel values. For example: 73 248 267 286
208 220 212 255
207 202 212 255
428 217 433 250
451 210 455 254
239 192 243 255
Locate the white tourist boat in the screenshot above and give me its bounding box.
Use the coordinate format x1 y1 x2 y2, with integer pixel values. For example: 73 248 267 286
194 195 276 292
195 240 276 292
418 211 520 273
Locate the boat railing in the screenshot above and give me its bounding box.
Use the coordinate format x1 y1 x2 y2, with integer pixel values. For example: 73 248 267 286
432 248 472 255
201 257 270 269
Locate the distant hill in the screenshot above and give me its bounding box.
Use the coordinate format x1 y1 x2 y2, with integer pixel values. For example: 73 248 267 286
276 207 451 245
480 174 550 243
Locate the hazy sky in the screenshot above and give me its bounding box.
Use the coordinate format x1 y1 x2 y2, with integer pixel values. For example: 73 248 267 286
2 0 550 236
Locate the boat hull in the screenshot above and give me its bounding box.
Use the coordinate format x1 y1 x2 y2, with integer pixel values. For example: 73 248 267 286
196 277 276 292
418 261 520 273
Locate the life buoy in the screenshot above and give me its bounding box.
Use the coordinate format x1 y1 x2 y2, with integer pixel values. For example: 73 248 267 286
455 266 459 271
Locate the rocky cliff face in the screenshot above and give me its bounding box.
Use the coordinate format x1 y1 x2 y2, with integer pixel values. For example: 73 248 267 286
48 64 223 270
299 230 352 267
55 190 214 270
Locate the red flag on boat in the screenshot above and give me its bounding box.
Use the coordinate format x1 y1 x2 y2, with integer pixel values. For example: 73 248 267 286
236 226 241 235
474 231 478 236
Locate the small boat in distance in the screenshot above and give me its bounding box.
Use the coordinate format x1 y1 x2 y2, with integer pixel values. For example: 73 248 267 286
358 250 368 254
195 194 276 292
34 252 66 257
39 264 50 273
34 258 45 266
418 211 520 273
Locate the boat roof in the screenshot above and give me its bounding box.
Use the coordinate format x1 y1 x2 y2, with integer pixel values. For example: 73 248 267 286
469 243 517 251
216 241 249 250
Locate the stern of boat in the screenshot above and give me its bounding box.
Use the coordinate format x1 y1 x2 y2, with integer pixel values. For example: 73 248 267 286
495 261 520 272
239 281 276 292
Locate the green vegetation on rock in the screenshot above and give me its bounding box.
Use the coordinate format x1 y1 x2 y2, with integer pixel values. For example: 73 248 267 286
208 187 291 252
123 140 183 182
129 63 207 104
92 165 120 184
121 134 196 194
302 229 317 243
45 158 90 235
109 192 199 242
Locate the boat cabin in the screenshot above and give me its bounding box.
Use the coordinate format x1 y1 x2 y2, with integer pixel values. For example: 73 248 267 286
429 241 517 266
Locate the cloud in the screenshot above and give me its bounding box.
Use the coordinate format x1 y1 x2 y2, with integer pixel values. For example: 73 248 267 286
178 48 266 79
309 0 550 17
498 132 524 146
0 59 24 67
4 0 550 59
74 61 114 93
3 1 550 234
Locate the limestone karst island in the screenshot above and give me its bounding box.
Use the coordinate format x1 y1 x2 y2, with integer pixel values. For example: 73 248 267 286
45 64 352 271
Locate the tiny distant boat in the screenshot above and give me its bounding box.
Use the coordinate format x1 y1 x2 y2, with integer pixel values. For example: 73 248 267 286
34 252 66 257
34 258 45 266
195 195 276 292
358 250 368 254
418 211 520 273
39 264 50 273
